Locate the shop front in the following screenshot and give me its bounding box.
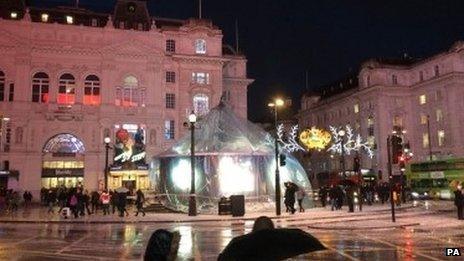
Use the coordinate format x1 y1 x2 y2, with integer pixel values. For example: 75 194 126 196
109 166 150 192
41 133 86 189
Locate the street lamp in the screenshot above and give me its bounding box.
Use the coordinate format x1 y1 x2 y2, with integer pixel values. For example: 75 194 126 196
338 129 346 179
104 137 111 190
188 111 197 216
268 98 284 216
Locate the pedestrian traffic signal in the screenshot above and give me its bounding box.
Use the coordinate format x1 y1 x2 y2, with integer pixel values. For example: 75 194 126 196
279 154 286 166
391 135 402 164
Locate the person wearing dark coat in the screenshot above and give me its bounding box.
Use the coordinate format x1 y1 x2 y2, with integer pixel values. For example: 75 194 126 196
454 184 464 220
46 189 56 214
329 185 337 211
319 186 327 207
135 189 146 217
118 192 129 217
90 191 100 214
284 183 296 214
345 186 355 213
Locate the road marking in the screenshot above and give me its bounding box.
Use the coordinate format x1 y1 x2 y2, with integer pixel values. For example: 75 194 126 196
356 232 444 261
56 233 93 254
322 244 362 261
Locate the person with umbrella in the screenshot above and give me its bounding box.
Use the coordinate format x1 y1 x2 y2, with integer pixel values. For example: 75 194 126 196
218 216 326 260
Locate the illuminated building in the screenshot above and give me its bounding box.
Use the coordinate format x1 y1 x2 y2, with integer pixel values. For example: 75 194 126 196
298 42 464 184
0 0 252 196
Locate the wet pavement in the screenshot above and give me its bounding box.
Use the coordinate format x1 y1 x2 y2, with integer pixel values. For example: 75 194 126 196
0 201 462 260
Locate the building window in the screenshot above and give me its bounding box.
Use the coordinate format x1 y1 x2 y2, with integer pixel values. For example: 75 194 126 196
222 90 231 101
8 83 14 101
367 116 374 136
434 65 440 77
423 133 429 148
84 75 100 105
420 113 428 125
419 94 426 105
166 93 175 109
164 120 175 140
166 39 176 53
58 73 76 105
10 12 18 19
115 75 145 107
393 115 403 127
91 18 98 27
41 13 49 22
392 74 398 85
354 103 359 114
436 109 443 122
438 130 445 146
166 71 176 83
195 39 206 54
193 93 209 116
32 72 49 103
435 90 442 101
0 71 4 102
66 15 74 24
192 72 210 84
419 71 424 82
3 120 11 152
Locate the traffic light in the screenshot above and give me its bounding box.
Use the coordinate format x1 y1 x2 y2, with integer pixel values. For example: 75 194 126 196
391 135 402 164
279 154 286 166
353 156 361 173
399 155 406 171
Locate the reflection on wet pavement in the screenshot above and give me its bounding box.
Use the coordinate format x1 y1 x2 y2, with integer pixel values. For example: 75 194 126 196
0 220 460 260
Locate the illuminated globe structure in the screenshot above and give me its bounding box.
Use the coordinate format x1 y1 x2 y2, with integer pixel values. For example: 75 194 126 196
150 101 313 213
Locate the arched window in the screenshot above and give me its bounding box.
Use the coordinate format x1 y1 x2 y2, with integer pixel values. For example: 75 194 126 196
32 72 49 103
84 75 100 105
0 70 5 101
193 93 209 116
58 73 76 104
116 75 145 107
43 133 85 154
195 39 206 54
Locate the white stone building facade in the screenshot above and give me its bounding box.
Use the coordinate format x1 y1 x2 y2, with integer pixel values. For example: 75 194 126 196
298 41 464 183
0 0 252 196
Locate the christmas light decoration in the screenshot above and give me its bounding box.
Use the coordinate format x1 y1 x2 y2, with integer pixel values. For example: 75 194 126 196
277 124 305 153
299 127 332 150
327 125 374 158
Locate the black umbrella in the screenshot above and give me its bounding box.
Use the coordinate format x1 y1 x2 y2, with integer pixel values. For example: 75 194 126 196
218 228 326 261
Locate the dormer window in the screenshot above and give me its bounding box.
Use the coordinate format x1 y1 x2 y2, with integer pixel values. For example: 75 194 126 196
195 39 206 54
91 18 98 27
41 13 49 22
10 12 17 19
66 15 74 24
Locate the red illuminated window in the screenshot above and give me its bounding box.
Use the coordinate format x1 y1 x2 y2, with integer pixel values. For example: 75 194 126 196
32 72 49 103
84 75 100 105
57 73 75 105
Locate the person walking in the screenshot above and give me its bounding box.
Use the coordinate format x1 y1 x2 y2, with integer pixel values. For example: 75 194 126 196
90 191 100 214
135 189 146 217
345 185 354 213
58 188 68 213
454 184 464 220
284 182 296 214
319 186 327 208
68 190 79 218
329 185 337 211
46 189 56 214
110 190 118 214
296 186 306 212
82 190 92 215
100 190 111 215
10 191 19 213
118 191 129 217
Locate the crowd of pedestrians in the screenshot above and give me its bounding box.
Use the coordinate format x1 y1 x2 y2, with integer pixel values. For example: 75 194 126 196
319 182 408 212
0 188 28 213
40 187 146 218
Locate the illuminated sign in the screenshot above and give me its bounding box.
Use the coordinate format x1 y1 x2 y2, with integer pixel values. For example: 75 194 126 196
113 127 146 166
299 127 332 150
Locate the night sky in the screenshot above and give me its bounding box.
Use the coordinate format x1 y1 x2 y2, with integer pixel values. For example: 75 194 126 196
31 0 464 122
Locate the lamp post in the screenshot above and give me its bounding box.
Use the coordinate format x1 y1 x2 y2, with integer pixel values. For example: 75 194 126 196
338 129 346 179
426 115 433 161
104 137 111 190
188 111 197 216
268 98 284 216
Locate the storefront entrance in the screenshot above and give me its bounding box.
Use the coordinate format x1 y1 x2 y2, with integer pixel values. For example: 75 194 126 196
109 170 150 193
41 134 85 189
